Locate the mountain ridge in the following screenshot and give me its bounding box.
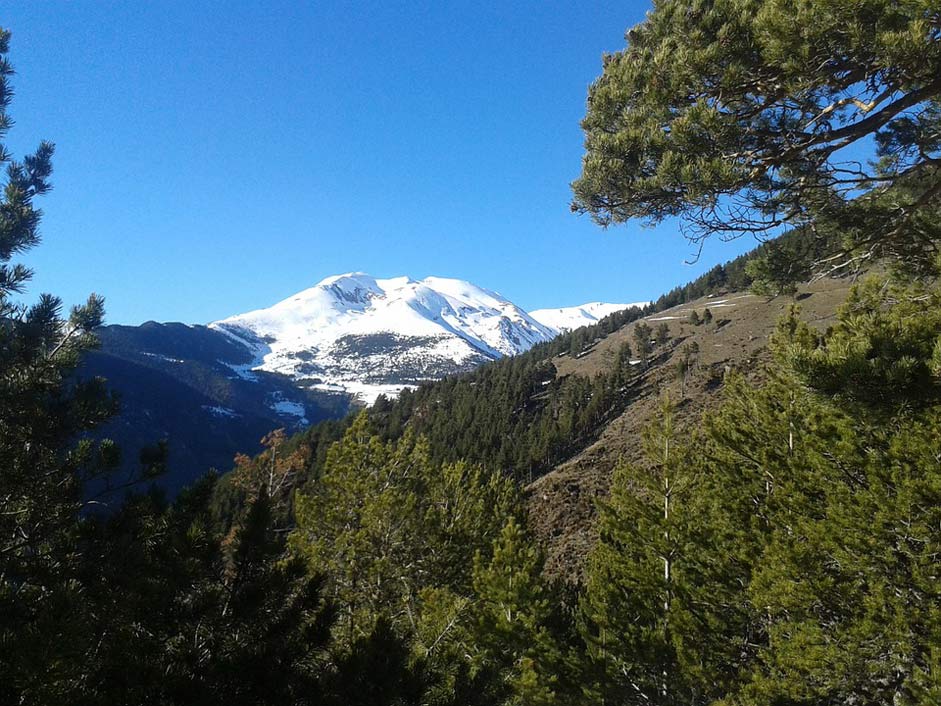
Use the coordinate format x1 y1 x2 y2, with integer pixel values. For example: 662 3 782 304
209 272 644 403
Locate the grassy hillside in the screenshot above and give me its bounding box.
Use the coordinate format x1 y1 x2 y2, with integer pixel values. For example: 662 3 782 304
527 276 854 581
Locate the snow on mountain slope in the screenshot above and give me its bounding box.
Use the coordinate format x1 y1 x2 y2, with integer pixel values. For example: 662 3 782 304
210 273 559 404
529 301 648 333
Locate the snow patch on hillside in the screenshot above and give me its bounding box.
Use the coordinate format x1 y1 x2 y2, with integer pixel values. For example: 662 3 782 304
203 405 239 418
268 393 309 425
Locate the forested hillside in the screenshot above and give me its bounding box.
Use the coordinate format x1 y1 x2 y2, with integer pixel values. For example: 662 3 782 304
83 321 350 495
4 1 941 705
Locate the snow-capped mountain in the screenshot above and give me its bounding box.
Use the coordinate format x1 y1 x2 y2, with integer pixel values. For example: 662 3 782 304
529 301 648 332
210 273 560 404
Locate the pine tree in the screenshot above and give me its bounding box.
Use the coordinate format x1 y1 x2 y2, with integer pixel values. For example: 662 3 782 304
615 341 634 383
290 412 518 644
471 517 562 706
224 427 310 543
720 286 941 705
581 397 705 705
75 478 400 706
745 242 804 297
290 412 425 640
635 285 941 705
782 276 941 408
571 0 941 271
673 342 699 398
0 28 159 699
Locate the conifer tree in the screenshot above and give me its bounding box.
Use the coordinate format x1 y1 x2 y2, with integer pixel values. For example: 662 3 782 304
637 285 941 705
0 28 160 697
745 242 803 297
781 276 941 408
673 342 699 398
290 412 518 643
581 398 704 705
231 428 309 509
572 0 941 272
74 478 422 706
615 341 633 383
470 517 562 706
290 413 426 639
223 427 311 544
720 288 941 705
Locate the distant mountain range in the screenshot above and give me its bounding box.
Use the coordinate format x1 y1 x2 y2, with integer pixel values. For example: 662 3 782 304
84 272 645 494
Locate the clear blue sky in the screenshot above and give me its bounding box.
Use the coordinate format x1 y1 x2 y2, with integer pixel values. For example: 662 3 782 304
3 1 756 325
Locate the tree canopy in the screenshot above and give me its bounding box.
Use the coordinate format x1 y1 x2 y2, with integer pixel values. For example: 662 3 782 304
572 0 941 272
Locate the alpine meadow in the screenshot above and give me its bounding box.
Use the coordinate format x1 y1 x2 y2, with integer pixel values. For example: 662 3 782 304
2 2 941 705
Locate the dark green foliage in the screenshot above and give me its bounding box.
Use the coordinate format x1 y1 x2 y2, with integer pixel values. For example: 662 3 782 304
582 399 724 705
364 352 640 483
0 27 139 698
719 308 941 704
318 618 431 706
688 310 700 326
288 415 579 706
70 484 335 706
7 444 434 705
289 414 519 640
470 518 565 705
701 308 712 325
572 0 941 273
780 276 941 408
746 239 808 296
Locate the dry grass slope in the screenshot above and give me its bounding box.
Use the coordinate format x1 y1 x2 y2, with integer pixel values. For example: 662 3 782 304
525 276 854 582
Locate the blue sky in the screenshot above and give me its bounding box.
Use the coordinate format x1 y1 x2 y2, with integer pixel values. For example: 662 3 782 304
3 1 756 325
